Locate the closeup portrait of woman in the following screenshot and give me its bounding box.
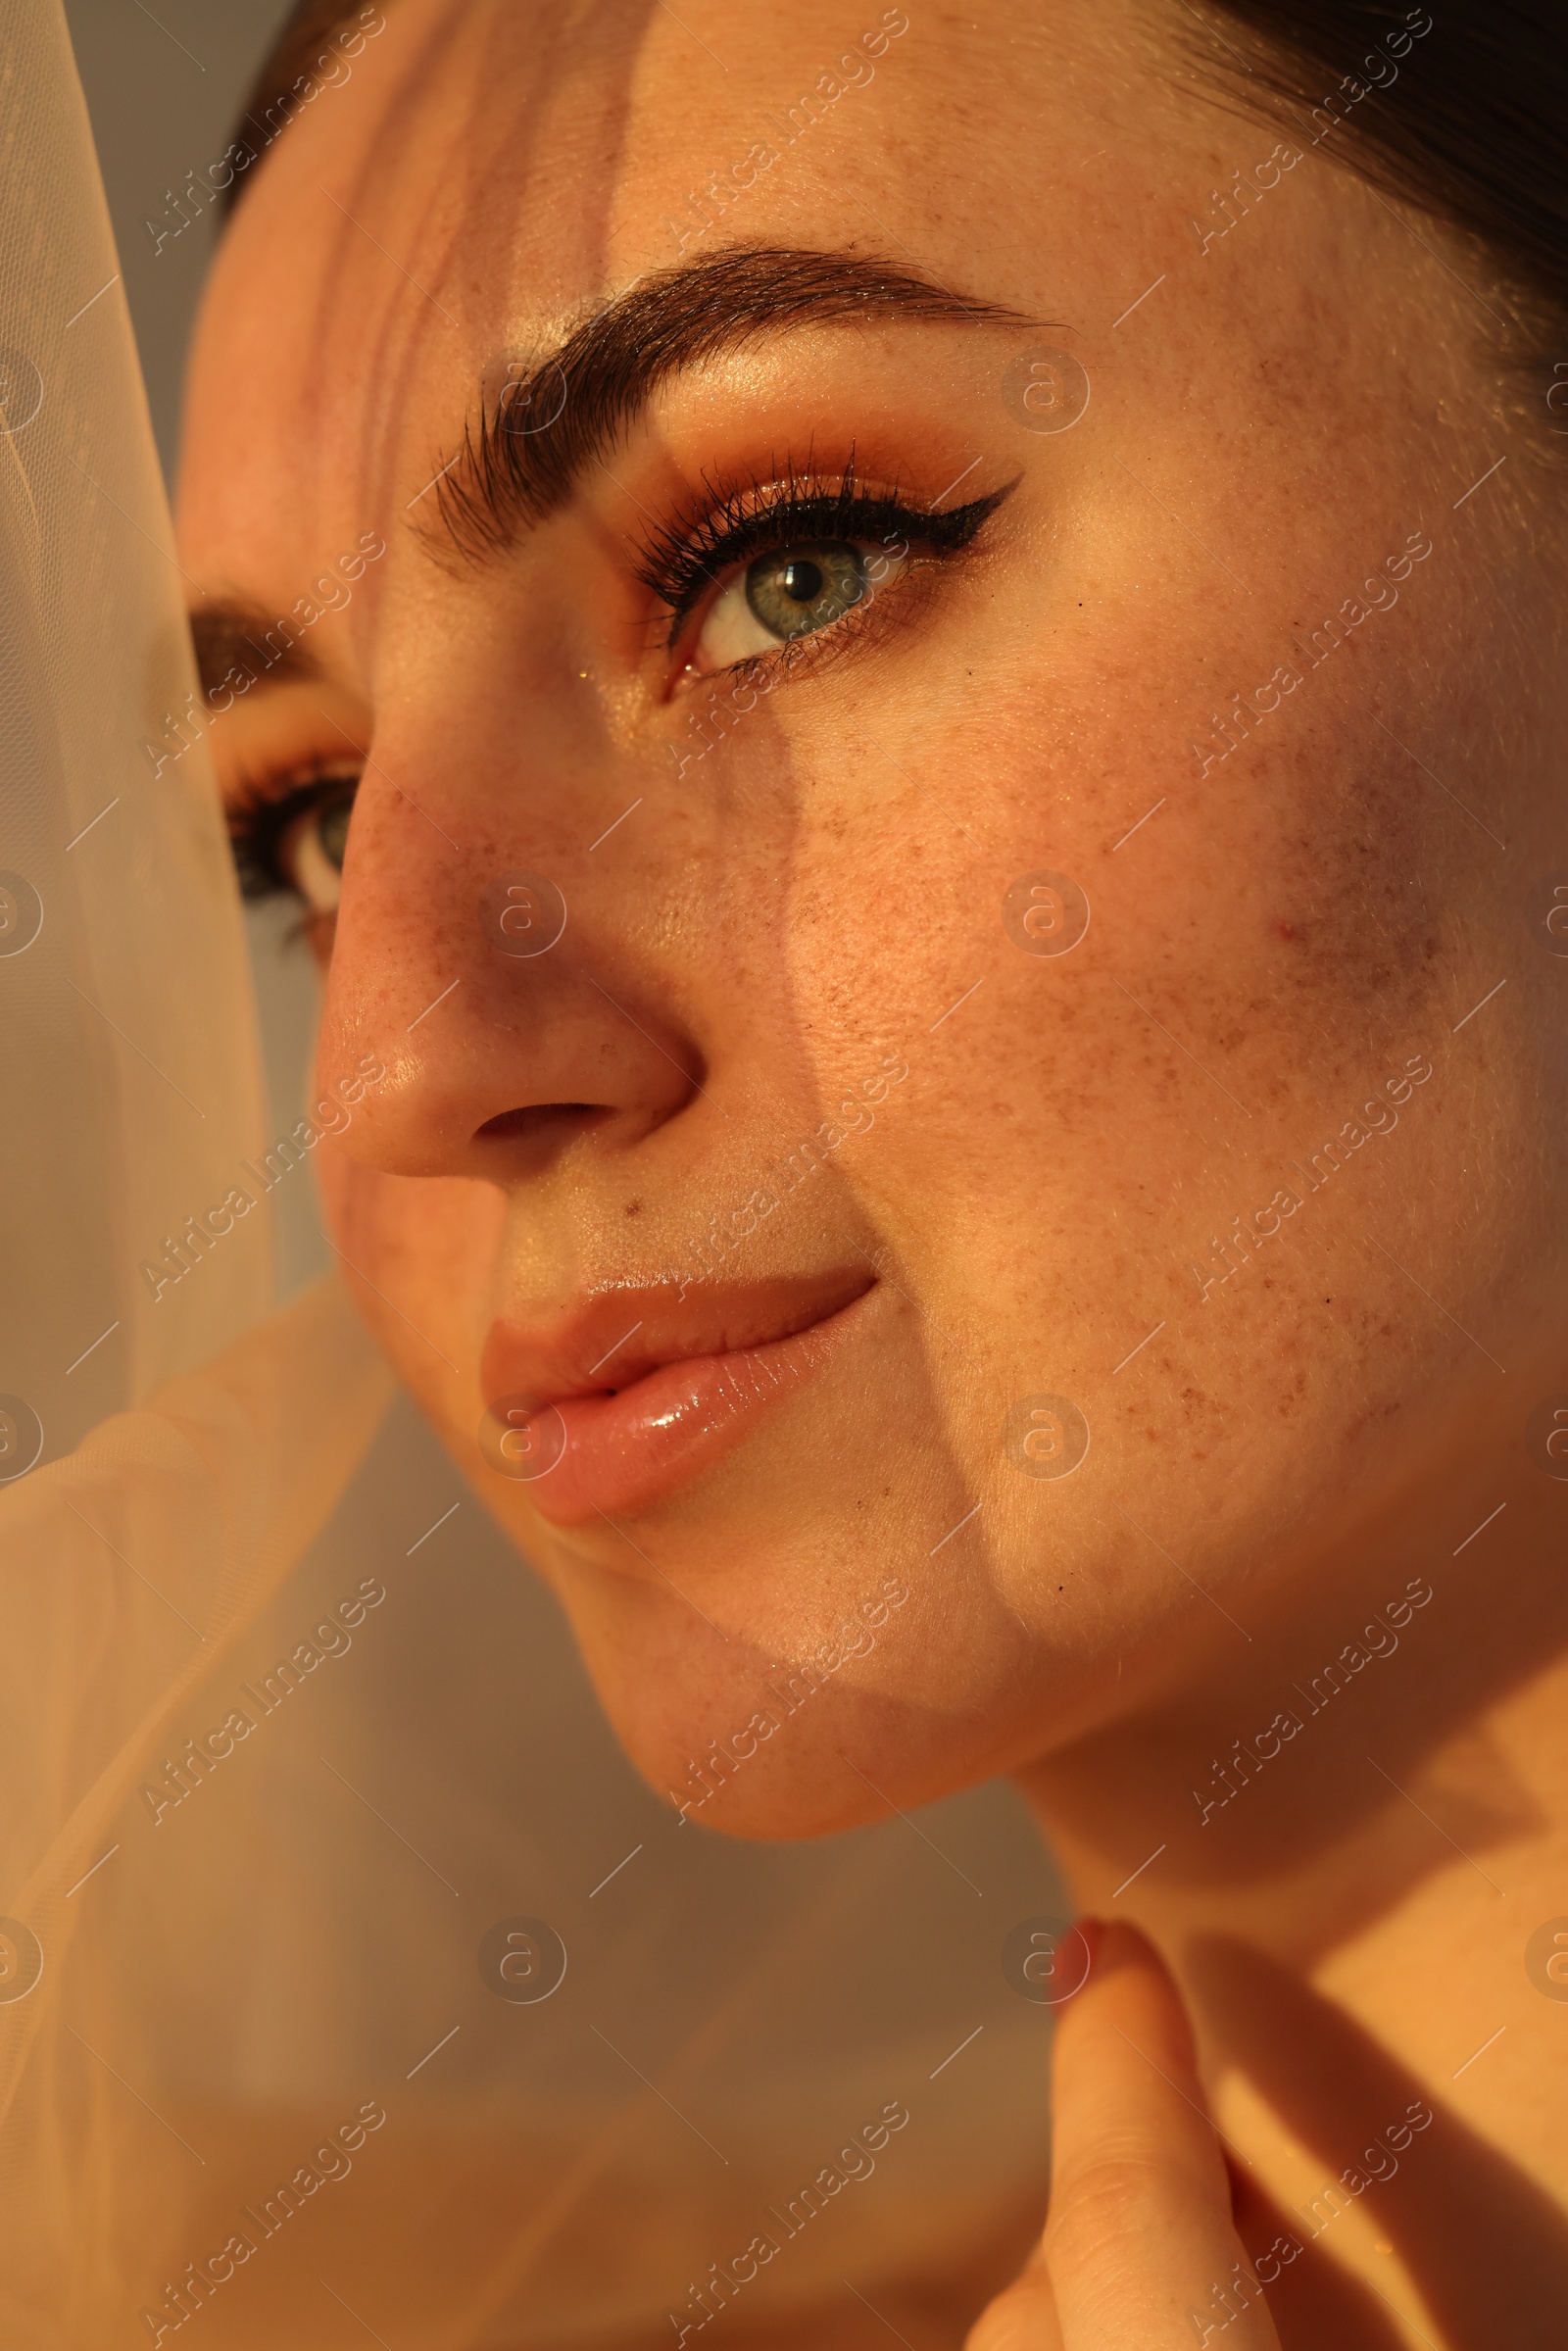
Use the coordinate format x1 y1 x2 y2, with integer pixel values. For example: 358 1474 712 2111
5 0 1567 2343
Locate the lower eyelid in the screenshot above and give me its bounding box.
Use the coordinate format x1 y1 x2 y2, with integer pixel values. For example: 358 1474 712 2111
676 548 931 696
677 531 921 669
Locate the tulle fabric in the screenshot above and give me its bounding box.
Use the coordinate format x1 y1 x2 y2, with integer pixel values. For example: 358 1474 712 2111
0 6 1054 2339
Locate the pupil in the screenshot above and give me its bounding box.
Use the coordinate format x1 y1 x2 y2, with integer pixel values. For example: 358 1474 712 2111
781 559 825 605
744 541 867 642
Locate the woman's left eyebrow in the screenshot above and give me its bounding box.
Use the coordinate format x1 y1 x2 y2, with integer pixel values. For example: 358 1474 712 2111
429 241 1032 568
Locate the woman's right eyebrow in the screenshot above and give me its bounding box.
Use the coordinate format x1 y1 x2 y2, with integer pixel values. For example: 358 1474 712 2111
429 242 1032 568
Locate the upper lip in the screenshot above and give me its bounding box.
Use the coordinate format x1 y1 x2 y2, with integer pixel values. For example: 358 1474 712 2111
481 1266 876 1413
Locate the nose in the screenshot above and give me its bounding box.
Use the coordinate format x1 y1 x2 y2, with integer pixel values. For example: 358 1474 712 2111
314 761 704 1184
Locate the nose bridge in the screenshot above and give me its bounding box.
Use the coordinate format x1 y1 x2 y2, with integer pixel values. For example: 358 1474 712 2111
314 729 704 1179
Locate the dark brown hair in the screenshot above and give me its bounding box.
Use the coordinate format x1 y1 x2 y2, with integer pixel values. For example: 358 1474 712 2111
1202 2 1567 363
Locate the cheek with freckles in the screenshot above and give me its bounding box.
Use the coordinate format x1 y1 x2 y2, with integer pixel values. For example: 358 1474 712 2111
830 611 1507 1603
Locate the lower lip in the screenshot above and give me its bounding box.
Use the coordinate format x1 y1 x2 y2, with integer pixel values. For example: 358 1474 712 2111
494 1291 872 1526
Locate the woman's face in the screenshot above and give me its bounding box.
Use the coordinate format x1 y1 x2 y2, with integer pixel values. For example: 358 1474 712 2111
179 0 1564 1836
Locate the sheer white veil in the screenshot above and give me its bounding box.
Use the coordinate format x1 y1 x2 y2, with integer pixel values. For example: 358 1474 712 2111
0 7 1058 2340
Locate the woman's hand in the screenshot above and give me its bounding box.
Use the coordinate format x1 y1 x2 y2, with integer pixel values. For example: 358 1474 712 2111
967 1920 1285 2351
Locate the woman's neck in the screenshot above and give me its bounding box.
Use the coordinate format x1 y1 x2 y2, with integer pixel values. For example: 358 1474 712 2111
1013 1465 1568 2346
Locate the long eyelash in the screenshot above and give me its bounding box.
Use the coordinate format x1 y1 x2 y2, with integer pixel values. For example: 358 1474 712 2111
227 771 359 902
633 456 1012 642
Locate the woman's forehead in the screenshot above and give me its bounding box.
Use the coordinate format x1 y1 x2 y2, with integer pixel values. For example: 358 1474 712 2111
179 0 1194 564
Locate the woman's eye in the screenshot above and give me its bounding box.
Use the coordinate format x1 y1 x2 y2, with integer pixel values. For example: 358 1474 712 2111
280 790 354 914
691 536 907 672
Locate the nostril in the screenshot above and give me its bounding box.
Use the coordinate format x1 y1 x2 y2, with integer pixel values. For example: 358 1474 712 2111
474 1103 606 1144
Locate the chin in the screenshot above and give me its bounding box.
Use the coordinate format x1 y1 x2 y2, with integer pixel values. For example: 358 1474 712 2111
540 1544 1038 1842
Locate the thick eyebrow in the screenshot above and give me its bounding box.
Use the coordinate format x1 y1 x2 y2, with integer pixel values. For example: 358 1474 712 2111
432 244 1033 567
190 602 323 703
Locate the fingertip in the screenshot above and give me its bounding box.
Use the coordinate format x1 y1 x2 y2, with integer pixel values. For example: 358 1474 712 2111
1060 1915 1199 2070
1069 1913 1104 1968
1069 1913 1174 1992
1078 1914 1163 1975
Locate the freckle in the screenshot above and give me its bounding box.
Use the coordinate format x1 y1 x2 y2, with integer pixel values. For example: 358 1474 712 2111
624 1200 642 1217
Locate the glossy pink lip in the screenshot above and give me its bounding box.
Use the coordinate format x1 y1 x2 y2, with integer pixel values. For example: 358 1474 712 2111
479 1270 875 1526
